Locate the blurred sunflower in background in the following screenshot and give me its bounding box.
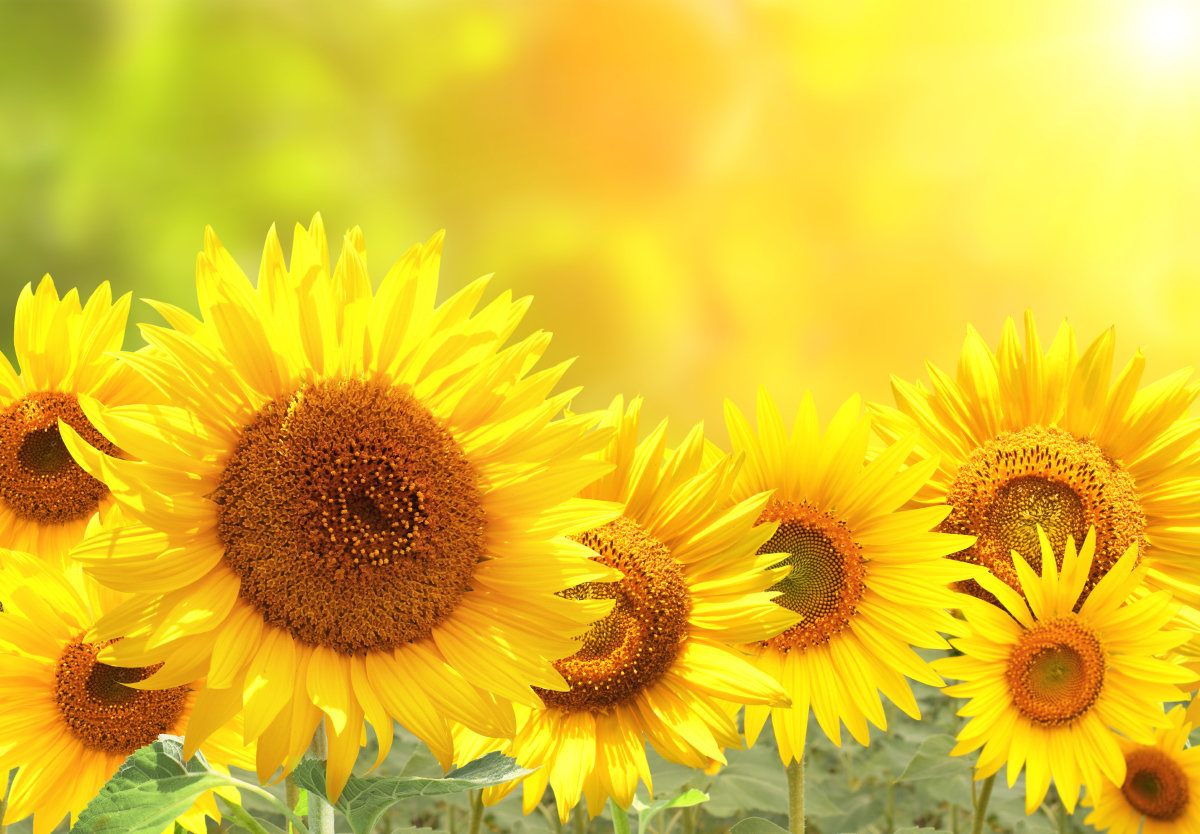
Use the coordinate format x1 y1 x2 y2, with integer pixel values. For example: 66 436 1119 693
1083 702 1200 834
63 216 620 800
456 396 797 821
0 539 253 834
872 312 1200 608
938 529 1191 815
722 388 975 760
0 276 152 560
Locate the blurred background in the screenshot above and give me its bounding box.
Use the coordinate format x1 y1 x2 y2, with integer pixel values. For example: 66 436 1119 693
2 0 1199 433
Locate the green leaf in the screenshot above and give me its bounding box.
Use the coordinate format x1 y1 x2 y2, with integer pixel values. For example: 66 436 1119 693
893 828 952 834
729 819 790 834
898 735 972 782
290 751 533 834
71 736 240 834
630 789 708 834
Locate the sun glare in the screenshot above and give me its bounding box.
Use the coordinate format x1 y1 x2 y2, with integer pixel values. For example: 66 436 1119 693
1132 1 1200 68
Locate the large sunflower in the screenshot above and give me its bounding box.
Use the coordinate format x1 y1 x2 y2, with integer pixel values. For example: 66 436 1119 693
0 544 253 834
456 397 798 821
62 216 620 799
1082 703 1200 834
724 389 976 760
0 276 151 560
937 529 1191 814
871 312 1200 607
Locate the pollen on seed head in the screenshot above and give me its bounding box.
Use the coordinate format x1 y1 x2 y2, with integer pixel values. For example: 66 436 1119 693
1122 747 1190 821
0 392 120 526
941 426 1146 606
54 636 189 756
538 517 691 713
756 500 866 653
213 378 486 654
1005 616 1105 727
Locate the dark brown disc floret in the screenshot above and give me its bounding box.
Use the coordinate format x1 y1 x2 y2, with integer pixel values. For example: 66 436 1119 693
213 378 486 654
757 500 866 653
940 426 1145 605
1122 746 1189 821
0 391 120 525
55 636 189 756
538 516 692 712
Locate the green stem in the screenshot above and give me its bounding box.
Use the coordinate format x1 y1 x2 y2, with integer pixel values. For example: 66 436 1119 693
970 775 995 834
286 774 302 834
0 768 12 834
308 722 335 834
682 806 696 834
787 756 805 834
467 790 484 834
223 777 311 834
573 805 588 834
1056 800 1068 833
218 794 274 834
885 780 895 834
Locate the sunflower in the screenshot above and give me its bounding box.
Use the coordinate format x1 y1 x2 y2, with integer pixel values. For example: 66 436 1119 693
455 396 798 821
724 389 976 761
62 216 620 801
1082 703 1200 833
871 312 1200 608
0 276 152 560
0 545 253 834
937 529 1191 815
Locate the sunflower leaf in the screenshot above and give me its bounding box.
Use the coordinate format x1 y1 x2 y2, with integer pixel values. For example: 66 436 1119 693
290 750 533 834
71 735 239 834
897 734 971 782
630 789 709 834
728 819 789 834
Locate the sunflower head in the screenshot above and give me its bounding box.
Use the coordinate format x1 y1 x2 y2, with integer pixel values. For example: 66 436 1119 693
1083 704 1200 833
0 276 147 560
872 311 1200 613
939 526 1192 815
65 216 621 802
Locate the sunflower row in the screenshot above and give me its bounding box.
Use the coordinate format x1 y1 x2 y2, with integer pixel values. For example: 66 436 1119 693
1 216 1198 834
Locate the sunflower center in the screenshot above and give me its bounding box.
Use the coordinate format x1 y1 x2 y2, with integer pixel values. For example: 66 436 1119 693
213 378 486 654
757 500 865 652
55 637 189 756
1122 747 1189 821
1005 616 1105 726
940 426 1145 605
538 517 691 712
0 391 119 525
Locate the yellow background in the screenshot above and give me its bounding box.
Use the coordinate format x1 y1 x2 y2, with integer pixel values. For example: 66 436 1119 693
2 0 1198 435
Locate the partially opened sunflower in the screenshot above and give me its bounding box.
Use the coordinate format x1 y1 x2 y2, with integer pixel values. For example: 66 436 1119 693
1082 702 1200 833
938 529 1191 814
872 312 1200 607
455 396 797 821
724 389 976 760
0 543 253 834
63 216 619 799
0 276 152 560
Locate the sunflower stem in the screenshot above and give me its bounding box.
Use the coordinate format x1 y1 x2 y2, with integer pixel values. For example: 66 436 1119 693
467 790 484 834
786 755 805 834
0 768 12 834
309 722 336 834
573 805 588 834
286 774 302 834
218 793 274 834
970 775 994 834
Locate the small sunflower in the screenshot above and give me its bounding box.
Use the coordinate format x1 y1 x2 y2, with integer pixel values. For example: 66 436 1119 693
724 389 976 760
457 397 798 821
64 216 619 800
1083 703 1200 834
0 546 253 834
938 529 1191 815
0 276 151 560
871 312 1200 608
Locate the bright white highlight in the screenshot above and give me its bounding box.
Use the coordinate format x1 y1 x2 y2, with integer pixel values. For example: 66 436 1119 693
1133 1 1200 66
